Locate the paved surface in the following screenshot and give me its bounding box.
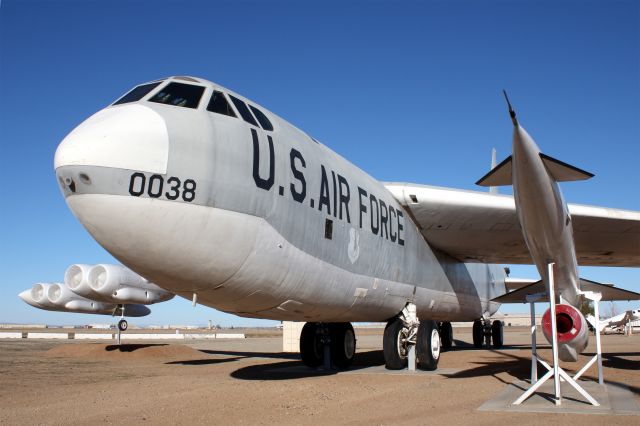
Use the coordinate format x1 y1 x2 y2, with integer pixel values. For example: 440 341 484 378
0 327 638 425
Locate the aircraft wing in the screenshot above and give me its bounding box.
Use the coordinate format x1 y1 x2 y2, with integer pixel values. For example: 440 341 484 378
491 279 640 303
384 183 640 267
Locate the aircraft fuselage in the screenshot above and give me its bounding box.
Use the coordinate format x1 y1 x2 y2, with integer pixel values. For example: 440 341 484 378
54 77 505 323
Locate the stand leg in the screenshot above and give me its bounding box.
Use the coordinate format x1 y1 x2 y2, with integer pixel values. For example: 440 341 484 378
530 301 537 384
594 298 603 385
548 263 561 405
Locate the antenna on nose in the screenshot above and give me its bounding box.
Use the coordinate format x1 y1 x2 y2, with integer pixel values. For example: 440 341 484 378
502 90 518 127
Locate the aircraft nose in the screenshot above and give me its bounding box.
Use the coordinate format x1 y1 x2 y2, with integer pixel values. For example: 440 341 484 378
54 104 169 175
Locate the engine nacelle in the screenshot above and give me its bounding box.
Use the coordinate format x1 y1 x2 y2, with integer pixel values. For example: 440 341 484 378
19 282 152 317
28 283 59 308
46 283 115 313
64 264 105 301
111 287 173 304
542 304 589 362
88 264 173 304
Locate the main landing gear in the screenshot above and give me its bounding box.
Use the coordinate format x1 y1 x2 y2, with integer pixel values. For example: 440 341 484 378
383 304 441 371
300 322 356 369
472 317 503 349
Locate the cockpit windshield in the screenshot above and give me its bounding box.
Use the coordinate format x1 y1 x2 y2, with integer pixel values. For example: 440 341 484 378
113 81 162 105
148 82 205 109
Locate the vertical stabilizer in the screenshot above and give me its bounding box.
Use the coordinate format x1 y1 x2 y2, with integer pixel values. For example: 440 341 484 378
490 148 498 194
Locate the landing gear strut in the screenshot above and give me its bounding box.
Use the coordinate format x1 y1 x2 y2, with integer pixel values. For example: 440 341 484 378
383 304 440 371
473 317 503 349
300 322 356 369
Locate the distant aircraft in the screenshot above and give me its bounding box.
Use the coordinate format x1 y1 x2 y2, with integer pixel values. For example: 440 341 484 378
19 264 173 331
44 76 639 370
586 308 640 334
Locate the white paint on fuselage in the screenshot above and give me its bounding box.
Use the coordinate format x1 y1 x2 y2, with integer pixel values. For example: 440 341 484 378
55 76 505 323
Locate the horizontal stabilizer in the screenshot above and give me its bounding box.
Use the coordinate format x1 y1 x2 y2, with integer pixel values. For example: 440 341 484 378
476 155 512 187
492 278 640 304
540 153 594 182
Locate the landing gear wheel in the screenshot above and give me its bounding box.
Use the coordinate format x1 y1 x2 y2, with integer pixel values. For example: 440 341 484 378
118 319 128 332
491 320 504 349
472 320 483 348
383 317 408 370
417 320 440 370
439 322 453 351
300 322 323 368
330 323 356 369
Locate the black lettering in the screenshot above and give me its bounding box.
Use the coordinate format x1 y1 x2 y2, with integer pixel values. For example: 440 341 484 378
182 179 197 202
318 165 331 215
370 194 379 235
251 128 275 190
388 205 397 243
289 149 306 202
337 175 351 223
147 174 164 198
397 210 405 246
129 172 146 197
380 200 389 240
331 171 337 218
165 176 181 200
358 187 367 228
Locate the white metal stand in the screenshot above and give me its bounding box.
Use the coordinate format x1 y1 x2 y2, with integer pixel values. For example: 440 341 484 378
513 263 603 407
401 303 419 371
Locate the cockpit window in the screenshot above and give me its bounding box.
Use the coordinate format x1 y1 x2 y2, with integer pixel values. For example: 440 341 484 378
249 105 273 131
149 82 205 109
228 95 259 127
113 81 162 105
207 91 236 117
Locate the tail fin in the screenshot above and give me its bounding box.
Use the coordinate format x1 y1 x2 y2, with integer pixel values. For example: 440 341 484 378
539 153 594 182
586 314 605 333
476 155 512 187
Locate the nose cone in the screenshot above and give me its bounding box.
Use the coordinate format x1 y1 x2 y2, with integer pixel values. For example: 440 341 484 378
55 104 169 173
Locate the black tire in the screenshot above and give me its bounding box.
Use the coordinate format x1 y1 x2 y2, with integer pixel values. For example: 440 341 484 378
383 318 408 370
330 323 356 369
491 320 504 349
472 320 483 348
440 322 453 351
300 322 323 368
417 320 440 371
118 319 128 332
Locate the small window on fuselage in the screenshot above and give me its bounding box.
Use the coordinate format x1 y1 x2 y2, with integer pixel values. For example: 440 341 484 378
207 91 236 117
113 81 162 105
228 95 259 127
249 105 273 131
149 82 205 109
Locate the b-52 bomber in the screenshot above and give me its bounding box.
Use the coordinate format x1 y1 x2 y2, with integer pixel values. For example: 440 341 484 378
24 76 639 370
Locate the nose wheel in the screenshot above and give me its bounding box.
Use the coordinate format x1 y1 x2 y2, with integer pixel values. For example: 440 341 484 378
118 319 128 332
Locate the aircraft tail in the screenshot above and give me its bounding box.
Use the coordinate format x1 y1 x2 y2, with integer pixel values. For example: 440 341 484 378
476 152 593 187
476 155 512 187
539 153 594 182
586 313 606 333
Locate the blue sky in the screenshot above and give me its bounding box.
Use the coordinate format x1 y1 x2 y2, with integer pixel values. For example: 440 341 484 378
1 0 638 326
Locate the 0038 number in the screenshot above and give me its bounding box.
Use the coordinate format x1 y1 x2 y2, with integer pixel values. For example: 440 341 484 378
128 173 196 202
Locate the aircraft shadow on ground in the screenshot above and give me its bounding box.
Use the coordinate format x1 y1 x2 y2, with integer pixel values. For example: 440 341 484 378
166 357 244 366
105 344 167 352
165 349 300 367
228 350 386 381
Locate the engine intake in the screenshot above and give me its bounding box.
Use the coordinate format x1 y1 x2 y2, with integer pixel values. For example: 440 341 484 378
542 303 588 362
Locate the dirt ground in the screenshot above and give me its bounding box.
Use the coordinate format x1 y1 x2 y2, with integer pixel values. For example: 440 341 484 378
0 327 638 425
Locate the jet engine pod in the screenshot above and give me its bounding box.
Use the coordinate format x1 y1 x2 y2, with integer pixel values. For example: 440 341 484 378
88 264 148 295
542 303 588 362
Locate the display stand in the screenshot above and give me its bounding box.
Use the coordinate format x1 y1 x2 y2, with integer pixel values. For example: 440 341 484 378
513 263 603 406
